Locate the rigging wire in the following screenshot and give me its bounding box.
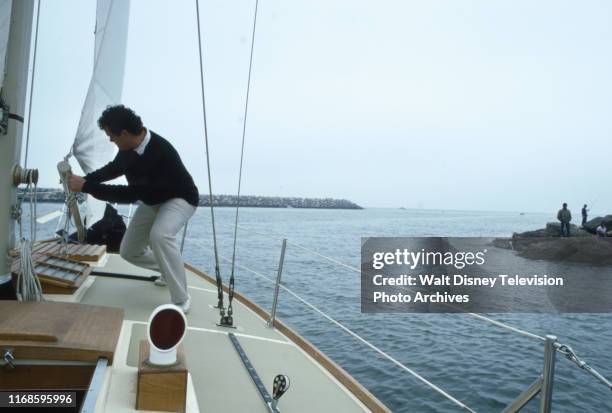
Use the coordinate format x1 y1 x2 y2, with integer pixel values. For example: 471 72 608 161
466 313 545 342
554 343 612 390
228 0 260 323
194 0 224 313
287 240 362 274
23 0 41 169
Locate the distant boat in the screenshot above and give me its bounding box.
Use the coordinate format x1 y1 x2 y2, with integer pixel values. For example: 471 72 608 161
399 207 407 210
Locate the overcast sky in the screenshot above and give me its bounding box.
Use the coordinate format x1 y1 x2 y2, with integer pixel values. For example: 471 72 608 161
21 0 612 213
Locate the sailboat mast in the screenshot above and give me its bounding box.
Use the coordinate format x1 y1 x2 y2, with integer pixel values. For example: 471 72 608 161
0 0 35 290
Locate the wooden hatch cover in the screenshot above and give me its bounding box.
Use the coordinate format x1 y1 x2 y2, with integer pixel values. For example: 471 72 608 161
10 241 107 294
11 240 107 262
0 301 123 364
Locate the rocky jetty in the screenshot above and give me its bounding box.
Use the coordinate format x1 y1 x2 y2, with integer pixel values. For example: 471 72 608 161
582 215 612 235
18 188 363 210
493 221 612 265
198 194 362 209
516 237 612 265
516 222 590 238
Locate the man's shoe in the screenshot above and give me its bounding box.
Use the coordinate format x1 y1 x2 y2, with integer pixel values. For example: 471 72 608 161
176 295 191 314
154 277 167 287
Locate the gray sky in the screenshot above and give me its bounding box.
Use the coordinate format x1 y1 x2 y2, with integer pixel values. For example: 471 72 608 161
23 0 612 213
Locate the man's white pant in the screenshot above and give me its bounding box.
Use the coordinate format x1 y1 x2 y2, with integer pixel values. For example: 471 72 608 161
119 198 196 304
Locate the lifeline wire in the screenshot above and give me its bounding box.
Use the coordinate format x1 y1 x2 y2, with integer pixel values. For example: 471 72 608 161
233 223 364 274
195 0 224 312
228 0 260 318
554 343 612 390
233 224 548 340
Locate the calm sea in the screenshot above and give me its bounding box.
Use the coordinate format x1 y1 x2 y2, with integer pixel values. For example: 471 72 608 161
30 204 612 412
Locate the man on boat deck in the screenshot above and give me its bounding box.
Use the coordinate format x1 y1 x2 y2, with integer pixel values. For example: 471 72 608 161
67 105 198 314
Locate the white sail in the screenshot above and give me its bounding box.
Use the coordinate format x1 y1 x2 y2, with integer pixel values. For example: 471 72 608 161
72 0 130 226
0 0 12 90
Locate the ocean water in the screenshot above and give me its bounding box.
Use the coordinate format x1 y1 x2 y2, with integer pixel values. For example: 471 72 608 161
29 205 612 412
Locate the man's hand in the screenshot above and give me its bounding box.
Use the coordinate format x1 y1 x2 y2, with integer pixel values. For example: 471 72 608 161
67 174 86 192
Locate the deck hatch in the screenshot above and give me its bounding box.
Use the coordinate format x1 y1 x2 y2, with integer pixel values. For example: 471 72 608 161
10 242 104 294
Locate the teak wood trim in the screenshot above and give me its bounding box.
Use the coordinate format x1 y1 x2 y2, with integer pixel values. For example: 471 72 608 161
0 332 58 342
0 365 94 390
11 241 107 262
137 341 187 412
185 263 390 413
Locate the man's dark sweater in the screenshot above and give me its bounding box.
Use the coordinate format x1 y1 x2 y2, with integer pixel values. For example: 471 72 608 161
82 131 199 206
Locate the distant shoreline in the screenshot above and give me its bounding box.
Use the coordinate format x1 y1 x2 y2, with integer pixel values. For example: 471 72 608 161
20 188 363 210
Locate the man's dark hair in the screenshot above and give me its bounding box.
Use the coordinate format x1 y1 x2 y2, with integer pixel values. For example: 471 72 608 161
97 105 143 135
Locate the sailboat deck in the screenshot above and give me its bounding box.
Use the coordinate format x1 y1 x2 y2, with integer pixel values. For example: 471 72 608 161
72 254 374 413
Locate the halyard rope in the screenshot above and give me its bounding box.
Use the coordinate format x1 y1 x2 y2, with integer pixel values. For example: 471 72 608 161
16 174 43 301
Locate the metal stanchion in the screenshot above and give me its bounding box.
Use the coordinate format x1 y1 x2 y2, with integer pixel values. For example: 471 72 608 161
540 335 557 413
267 238 287 327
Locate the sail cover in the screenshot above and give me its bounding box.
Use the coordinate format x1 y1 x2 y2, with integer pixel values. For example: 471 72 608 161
72 0 130 226
0 0 11 91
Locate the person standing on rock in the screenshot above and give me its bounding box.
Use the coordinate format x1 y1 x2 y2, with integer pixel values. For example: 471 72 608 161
581 204 588 227
557 203 572 237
